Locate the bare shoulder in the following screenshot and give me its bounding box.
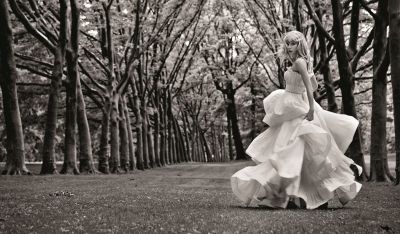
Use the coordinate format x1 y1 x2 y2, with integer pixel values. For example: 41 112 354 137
292 58 307 73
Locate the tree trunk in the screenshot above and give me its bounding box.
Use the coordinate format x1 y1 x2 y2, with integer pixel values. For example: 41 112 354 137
227 117 234 160
331 0 366 180
277 61 285 88
172 121 178 163
98 103 111 174
250 80 257 140
168 114 174 163
109 94 120 173
192 118 200 161
182 112 192 161
141 98 150 168
370 0 391 182
348 0 360 59
388 0 400 185
211 125 217 162
61 0 80 175
159 103 166 166
147 122 156 167
226 84 246 160
61 62 79 174
172 117 182 162
200 130 212 162
41 0 67 174
198 124 205 162
192 136 198 162
77 78 96 174
40 49 63 175
175 117 187 162
220 126 227 161
129 90 144 170
0 0 30 175
316 2 338 112
153 100 161 167
163 96 170 164
119 96 129 172
124 97 136 170
293 0 301 31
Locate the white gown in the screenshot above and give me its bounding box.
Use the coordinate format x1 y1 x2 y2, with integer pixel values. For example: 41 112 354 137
231 68 362 209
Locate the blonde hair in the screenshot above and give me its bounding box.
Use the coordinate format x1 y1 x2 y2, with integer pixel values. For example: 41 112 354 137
280 30 313 72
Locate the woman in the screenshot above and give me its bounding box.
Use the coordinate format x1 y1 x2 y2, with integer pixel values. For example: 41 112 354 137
231 31 362 209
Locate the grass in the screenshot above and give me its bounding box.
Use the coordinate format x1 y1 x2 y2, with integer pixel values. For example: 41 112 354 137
0 161 399 233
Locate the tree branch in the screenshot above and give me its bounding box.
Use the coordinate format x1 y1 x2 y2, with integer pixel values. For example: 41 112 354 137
83 47 110 75
15 63 53 79
78 62 107 93
351 27 375 71
360 0 377 20
304 0 336 44
8 0 56 52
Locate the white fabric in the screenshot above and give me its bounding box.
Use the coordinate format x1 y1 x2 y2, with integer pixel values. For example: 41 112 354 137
231 70 362 209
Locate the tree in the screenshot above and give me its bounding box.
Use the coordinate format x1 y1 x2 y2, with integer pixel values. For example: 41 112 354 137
61 0 81 174
331 0 367 180
313 0 338 112
41 0 68 174
370 0 392 182
8 0 67 174
388 0 400 185
0 0 30 175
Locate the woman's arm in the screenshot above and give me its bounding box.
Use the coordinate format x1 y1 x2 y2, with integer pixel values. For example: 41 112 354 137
293 58 314 121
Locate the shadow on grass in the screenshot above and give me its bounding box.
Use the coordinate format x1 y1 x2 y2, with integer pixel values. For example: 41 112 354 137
230 204 351 212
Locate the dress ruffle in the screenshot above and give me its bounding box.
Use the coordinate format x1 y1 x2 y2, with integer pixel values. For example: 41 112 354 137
231 89 362 209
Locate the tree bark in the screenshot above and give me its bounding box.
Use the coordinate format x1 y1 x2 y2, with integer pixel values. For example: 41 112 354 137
0 0 30 175
119 96 129 172
61 0 80 175
159 101 166 166
147 119 156 167
293 0 302 32
40 49 63 175
227 115 234 160
171 119 178 163
77 77 96 174
98 103 111 174
175 117 187 162
331 0 366 180
109 94 121 173
315 2 338 112
153 89 161 167
211 124 218 162
200 130 212 162
370 0 391 182
124 97 136 170
141 98 150 168
163 94 170 164
40 0 68 174
182 112 192 161
129 89 144 170
388 0 400 185
226 82 246 160
348 0 360 59
220 126 227 161
167 113 174 163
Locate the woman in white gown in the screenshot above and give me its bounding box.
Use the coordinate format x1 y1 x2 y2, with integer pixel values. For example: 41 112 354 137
231 31 362 209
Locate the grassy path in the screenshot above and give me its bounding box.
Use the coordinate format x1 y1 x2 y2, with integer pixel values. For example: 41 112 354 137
0 161 399 233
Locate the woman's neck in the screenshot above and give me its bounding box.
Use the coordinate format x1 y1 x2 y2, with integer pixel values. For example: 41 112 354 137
288 54 298 63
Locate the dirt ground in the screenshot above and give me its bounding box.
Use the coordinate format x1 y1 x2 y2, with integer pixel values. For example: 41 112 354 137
0 161 399 233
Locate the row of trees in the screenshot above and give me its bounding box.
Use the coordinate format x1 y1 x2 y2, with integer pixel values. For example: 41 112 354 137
0 0 399 184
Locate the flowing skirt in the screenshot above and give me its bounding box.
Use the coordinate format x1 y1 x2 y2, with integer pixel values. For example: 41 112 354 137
231 90 362 209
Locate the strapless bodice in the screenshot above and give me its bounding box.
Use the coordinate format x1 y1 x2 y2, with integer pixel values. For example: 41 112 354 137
284 69 306 94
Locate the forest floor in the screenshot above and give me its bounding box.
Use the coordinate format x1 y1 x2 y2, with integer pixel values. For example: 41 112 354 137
0 160 399 234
